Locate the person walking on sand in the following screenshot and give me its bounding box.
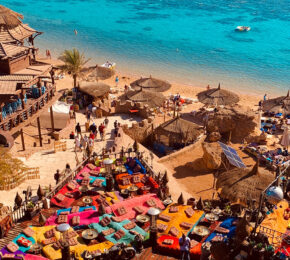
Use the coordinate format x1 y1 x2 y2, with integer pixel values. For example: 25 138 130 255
99 123 105 141
264 93 267 101
86 109 91 123
102 125 106 141
75 136 81 152
115 76 119 87
75 122 81 137
179 233 190 260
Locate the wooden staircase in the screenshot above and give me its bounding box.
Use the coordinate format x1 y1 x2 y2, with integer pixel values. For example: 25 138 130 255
0 223 23 249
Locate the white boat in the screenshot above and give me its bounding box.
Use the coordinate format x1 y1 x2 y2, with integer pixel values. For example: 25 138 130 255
235 26 251 32
101 61 116 69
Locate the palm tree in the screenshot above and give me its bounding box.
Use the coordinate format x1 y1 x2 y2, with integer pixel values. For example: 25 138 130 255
59 48 90 88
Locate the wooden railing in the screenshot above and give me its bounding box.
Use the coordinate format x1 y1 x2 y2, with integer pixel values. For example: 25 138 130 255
257 225 284 247
0 85 56 132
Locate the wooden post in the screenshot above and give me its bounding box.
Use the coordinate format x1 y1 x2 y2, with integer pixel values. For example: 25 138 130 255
37 117 42 147
20 128 25 151
50 106 55 134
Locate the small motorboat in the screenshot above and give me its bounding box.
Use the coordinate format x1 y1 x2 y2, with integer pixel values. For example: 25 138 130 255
101 61 116 69
235 26 251 32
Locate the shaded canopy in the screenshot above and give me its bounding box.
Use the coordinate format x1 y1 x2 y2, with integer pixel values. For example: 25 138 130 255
79 81 110 98
156 117 202 142
124 89 166 108
81 65 115 80
0 5 23 27
216 162 274 206
130 77 171 92
262 91 290 114
197 84 240 106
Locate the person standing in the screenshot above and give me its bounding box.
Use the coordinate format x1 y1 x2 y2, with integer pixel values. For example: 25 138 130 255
102 125 106 141
99 123 104 141
86 109 91 123
75 136 81 152
54 169 61 185
179 233 191 260
75 123 81 137
115 76 119 87
264 93 267 101
114 120 118 129
104 117 109 127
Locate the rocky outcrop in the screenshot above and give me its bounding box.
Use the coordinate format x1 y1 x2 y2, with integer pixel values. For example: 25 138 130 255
206 105 260 143
202 142 222 170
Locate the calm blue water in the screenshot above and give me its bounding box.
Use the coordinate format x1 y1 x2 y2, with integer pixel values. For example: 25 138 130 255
3 0 290 94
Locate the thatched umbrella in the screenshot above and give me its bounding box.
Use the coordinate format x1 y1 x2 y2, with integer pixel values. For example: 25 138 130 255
130 77 171 92
79 81 110 98
197 84 239 106
124 89 166 108
0 5 23 27
216 162 274 206
81 65 115 81
262 91 290 114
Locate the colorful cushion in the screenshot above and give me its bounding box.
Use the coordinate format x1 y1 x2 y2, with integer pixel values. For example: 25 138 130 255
68 238 78 246
67 182 76 190
114 230 125 240
121 178 130 186
17 237 32 247
163 239 174 245
7 242 19 253
157 223 168 232
105 192 115 199
111 216 122 222
215 226 230 234
129 230 140 236
42 237 57 246
65 192 74 198
71 206 80 214
64 231 78 239
132 175 141 184
81 178 90 186
55 193 65 202
133 206 144 214
87 163 96 170
180 222 192 229
185 207 194 218
123 221 136 230
92 179 104 187
169 206 178 213
90 170 99 176
100 217 111 227
159 214 171 222
117 206 127 216
146 198 157 207
44 228 56 239
102 228 115 236
81 172 90 178
60 211 69 215
57 215 68 224
23 227 35 237
169 226 179 237
71 216 80 226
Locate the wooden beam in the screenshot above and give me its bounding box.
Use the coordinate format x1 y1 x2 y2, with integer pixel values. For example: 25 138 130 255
20 128 25 151
50 106 55 133
37 117 42 147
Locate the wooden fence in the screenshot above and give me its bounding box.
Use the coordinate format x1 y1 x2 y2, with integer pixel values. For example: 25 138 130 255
0 167 40 191
54 141 67 153
257 225 283 247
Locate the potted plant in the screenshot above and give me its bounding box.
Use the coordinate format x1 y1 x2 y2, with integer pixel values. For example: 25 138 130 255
26 201 35 212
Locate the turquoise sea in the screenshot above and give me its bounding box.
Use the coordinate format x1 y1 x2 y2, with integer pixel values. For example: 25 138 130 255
3 0 290 95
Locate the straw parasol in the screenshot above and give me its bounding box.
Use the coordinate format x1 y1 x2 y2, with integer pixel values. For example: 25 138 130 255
216 162 274 206
130 77 171 92
262 91 290 114
79 81 110 98
197 84 239 106
81 65 115 80
156 117 202 144
0 5 23 27
124 89 166 108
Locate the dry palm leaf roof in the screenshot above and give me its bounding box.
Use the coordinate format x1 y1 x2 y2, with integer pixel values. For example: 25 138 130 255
197 84 239 106
130 77 171 92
